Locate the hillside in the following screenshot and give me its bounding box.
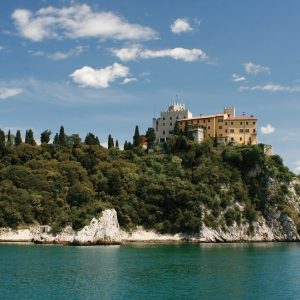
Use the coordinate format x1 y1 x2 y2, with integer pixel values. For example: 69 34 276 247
0 134 299 239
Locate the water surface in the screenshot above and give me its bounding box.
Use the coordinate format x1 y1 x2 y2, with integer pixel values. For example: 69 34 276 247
1 242 300 299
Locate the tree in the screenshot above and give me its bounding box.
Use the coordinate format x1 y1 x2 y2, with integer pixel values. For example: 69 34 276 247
53 133 59 144
115 140 119 149
173 121 181 135
0 129 5 152
40 130 51 144
108 134 114 149
6 130 12 147
58 126 66 145
25 129 36 145
14 130 22 146
84 132 100 146
67 134 82 147
133 125 141 147
145 127 156 149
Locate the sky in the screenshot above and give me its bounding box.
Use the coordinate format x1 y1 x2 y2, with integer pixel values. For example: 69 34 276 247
0 0 299 173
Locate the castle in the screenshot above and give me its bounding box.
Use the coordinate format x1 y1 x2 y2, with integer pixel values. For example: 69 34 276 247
153 103 257 145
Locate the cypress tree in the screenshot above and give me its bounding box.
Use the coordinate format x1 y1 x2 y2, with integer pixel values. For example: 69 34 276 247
108 134 114 149
25 129 36 145
85 132 100 146
0 129 5 152
133 125 141 147
41 130 51 144
124 140 128 150
115 140 119 149
15 130 22 146
7 130 12 146
58 126 66 145
53 133 59 144
145 127 156 149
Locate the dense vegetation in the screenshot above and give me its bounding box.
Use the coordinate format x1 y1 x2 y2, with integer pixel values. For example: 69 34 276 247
0 126 298 234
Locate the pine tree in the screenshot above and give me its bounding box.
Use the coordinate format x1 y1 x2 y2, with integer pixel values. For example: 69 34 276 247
41 130 51 144
145 127 156 149
133 125 141 147
15 130 22 146
115 140 119 149
85 132 100 146
124 140 128 150
58 126 66 145
108 134 114 149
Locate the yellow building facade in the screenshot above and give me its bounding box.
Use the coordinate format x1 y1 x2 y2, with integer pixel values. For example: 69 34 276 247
178 107 257 145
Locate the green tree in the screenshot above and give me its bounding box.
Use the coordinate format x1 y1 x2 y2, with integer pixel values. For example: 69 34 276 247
115 140 119 149
145 127 156 149
133 125 141 147
41 130 51 144
173 121 181 135
25 129 36 145
0 129 5 152
58 126 66 145
14 130 22 146
6 130 12 147
85 132 100 146
53 133 59 144
108 134 114 149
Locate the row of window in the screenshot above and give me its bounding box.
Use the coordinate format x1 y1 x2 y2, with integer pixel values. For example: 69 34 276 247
181 120 256 126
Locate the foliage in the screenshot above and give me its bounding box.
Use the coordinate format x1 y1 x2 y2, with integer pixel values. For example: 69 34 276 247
0 128 297 234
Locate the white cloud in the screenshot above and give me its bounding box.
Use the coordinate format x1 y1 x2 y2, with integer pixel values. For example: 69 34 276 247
170 18 193 34
12 4 157 42
239 83 300 93
30 45 87 60
244 62 271 75
122 77 137 85
112 45 208 62
0 46 5 51
0 87 23 99
70 63 130 89
260 124 275 135
232 74 246 82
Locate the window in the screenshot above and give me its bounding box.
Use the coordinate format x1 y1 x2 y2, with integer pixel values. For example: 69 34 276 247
240 137 243 141
176 116 178 119
253 129 256 133
218 119 223 122
240 122 243 125
163 123 165 126
163 117 165 120
230 129 234 133
180 122 183 125
225 129 228 133
231 122 233 125
208 119 210 123
169 130 172 134
170 123 172 126
208 134 211 137
208 126 210 129
231 137 234 141
246 121 249 125
239 129 243 133
219 126 222 129
245 129 249 133
170 117 172 120
219 134 222 137
253 121 256 125
225 122 227 125
163 130 165 135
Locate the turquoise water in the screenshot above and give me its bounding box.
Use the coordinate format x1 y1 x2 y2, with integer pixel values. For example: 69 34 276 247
1 243 300 299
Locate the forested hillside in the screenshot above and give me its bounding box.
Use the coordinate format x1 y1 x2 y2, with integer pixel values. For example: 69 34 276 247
0 127 299 235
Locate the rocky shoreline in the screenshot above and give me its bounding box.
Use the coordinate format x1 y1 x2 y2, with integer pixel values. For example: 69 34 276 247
0 208 299 245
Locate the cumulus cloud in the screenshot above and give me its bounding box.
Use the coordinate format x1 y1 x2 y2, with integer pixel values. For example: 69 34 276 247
170 18 193 34
70 63 130 88
112 45 208 62
232 74 246 82
260 124 275 135
30 45 87 60
0 87 23 99
12 4 157 42
244 62 271 75
239 83 300 93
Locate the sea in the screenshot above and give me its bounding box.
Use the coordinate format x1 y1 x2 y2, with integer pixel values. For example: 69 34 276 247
1 242 300 299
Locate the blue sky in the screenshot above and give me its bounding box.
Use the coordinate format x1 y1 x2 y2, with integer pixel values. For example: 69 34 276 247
0 0 300 173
